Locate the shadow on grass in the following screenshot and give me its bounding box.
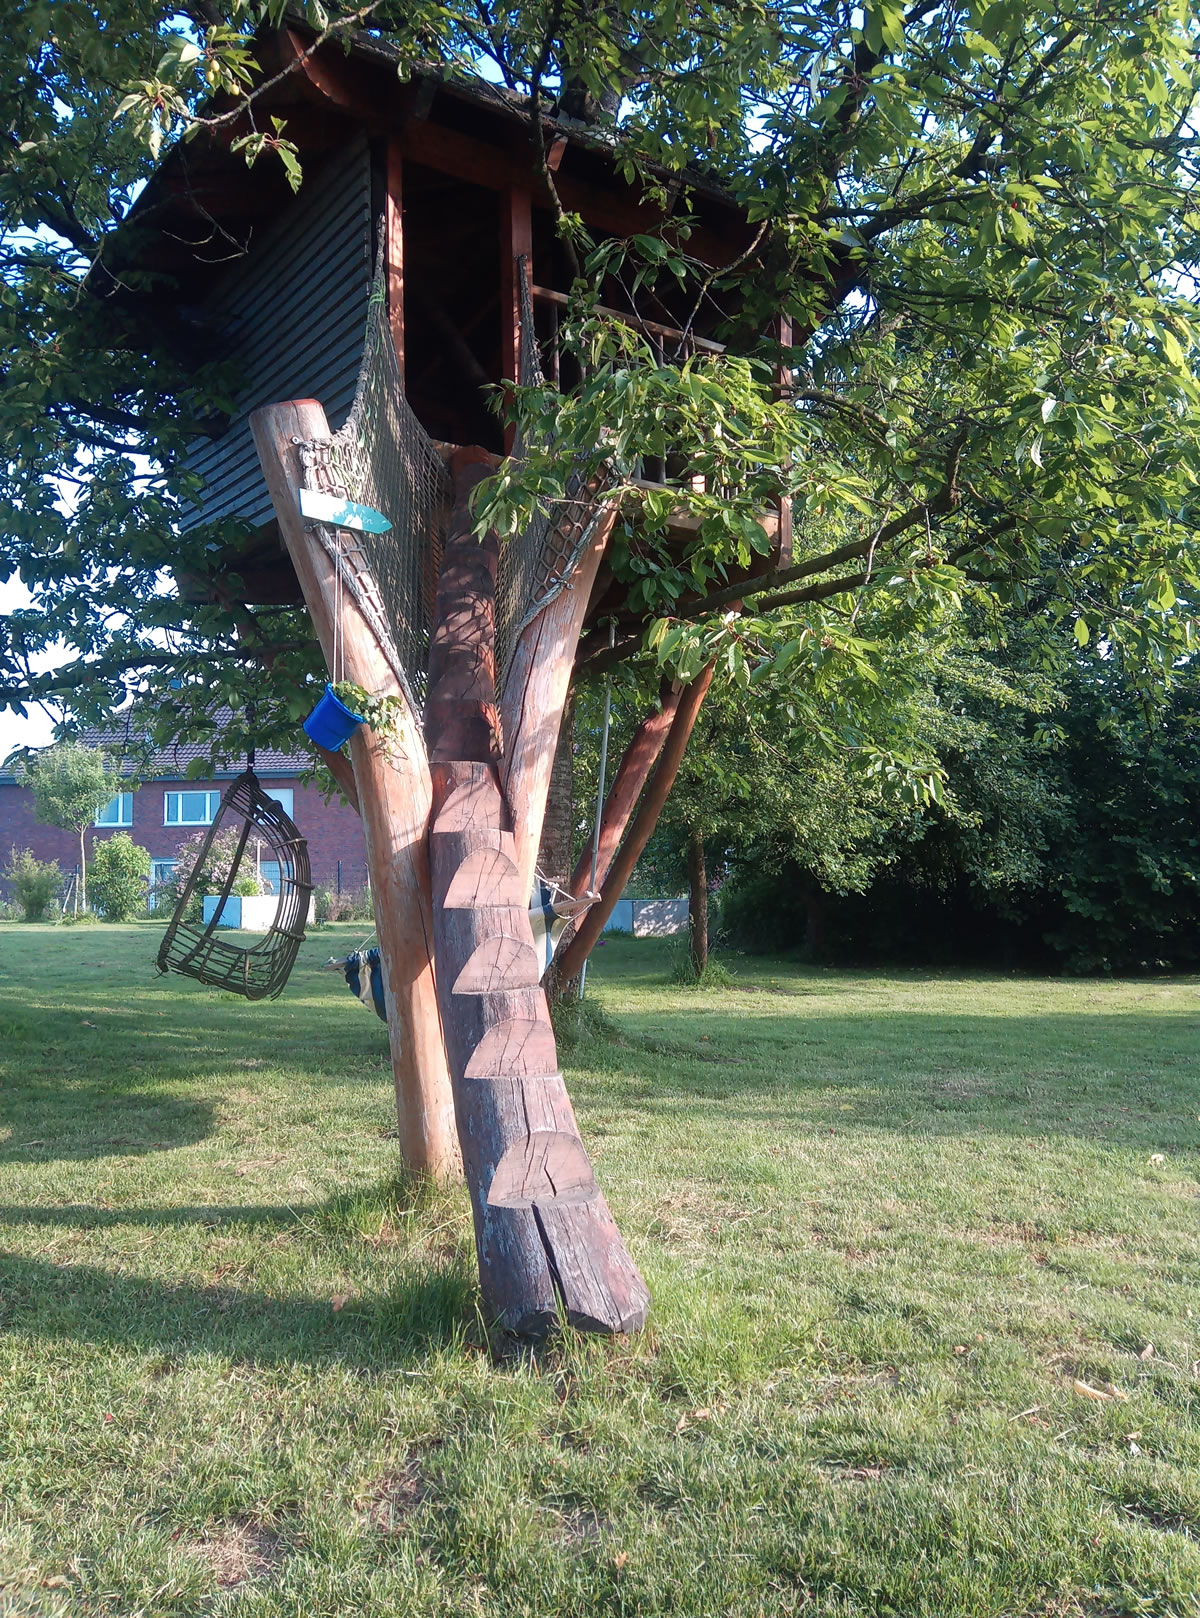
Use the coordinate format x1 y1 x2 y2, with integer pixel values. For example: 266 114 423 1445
0 1085 217 1164
0 1244 477 1368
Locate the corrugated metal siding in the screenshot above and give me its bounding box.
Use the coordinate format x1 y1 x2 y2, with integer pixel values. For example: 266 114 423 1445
182 134 373 532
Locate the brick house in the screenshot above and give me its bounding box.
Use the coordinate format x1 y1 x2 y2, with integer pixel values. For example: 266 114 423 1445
0 711 367 909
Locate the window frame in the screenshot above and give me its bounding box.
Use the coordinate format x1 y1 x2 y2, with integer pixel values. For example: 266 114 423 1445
94 792 133 828
163 789 220 827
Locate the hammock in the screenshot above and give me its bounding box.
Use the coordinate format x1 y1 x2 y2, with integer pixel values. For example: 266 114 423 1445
155 768 313 1001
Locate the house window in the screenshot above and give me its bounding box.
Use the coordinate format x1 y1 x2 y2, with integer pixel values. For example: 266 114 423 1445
259 859 282 895
164 790 220 826
149 859 177 912
264 788 294 818
95 792 133 827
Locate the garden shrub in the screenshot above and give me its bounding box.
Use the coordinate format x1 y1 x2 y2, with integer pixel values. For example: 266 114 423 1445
160 827 264 920
4 847 62 922
88 833 151 921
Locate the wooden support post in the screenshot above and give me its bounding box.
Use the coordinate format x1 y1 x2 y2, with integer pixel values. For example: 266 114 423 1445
556 660 717 981
427 457 648 1333
386 137 405 375
500 187 533 453
250 401 459 1182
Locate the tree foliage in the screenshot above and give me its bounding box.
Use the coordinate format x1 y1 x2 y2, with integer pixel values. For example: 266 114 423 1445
2 0 1198 766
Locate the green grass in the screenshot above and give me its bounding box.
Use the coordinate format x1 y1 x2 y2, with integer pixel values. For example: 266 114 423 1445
2 923 1199 1617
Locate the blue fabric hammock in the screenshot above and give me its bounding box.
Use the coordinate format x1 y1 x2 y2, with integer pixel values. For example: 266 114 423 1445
342 947 386 1020
332 884 593 1022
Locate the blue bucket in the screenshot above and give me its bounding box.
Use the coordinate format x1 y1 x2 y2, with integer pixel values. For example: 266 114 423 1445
303 684 365 750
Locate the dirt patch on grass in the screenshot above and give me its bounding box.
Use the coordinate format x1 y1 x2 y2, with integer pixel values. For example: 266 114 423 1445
359 1460 429 1534
554 1506 609 1547
193 1519 282 1587
825 1463 888 1483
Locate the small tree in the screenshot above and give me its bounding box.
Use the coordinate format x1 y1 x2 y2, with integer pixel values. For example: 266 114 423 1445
4 847 63 923
160 825 264 921
24 743 126 914
88 833 151 921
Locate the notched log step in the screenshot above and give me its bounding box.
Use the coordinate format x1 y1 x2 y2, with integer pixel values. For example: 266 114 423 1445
433 778 508 834
443 844 524 909
452 935 541 994
465 1018 558 1078
487 1131 597 1209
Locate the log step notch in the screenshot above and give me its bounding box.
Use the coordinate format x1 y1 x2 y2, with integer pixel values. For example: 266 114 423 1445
487 1129 596 1208
430 760 650 1336
452 932 542 994
443 841 524 909
465 1018 557 1078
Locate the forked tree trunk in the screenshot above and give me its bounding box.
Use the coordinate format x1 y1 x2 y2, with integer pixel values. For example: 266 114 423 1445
424 451 648 1332
687 827 708 977
252 405 647 1333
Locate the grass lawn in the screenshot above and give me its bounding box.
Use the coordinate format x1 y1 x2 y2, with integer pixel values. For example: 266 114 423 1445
1 922 1199 1617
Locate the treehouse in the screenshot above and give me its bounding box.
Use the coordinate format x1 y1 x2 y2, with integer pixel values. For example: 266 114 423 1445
119 22 789 628
118 23 790 1338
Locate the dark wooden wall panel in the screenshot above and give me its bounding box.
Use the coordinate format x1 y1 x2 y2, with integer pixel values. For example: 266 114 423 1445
182 133 372 533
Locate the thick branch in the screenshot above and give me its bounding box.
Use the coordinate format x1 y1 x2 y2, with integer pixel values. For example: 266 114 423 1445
556 659 716 980
569 676 681 895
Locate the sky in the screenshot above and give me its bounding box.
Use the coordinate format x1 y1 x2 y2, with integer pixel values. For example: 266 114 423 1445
0 573 62 762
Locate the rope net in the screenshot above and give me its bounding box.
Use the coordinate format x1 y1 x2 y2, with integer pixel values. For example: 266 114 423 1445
299 253 612 703
495 263 614 683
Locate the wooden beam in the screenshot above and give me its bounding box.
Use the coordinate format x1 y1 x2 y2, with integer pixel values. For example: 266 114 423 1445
386 136 405 375
532 286 726 355
500 187 533 454
556 660 716 981
499 506 618 899
250 399 459 1182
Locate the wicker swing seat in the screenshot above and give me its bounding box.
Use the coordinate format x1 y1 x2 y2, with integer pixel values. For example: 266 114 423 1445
156 768 313 1001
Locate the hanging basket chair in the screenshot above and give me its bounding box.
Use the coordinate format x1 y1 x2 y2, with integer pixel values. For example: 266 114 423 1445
156 768 313 1001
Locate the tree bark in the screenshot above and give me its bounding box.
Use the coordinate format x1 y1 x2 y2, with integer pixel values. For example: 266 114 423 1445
537 695 575 892
251 401 459 1182
77 826 85 915
499 508 618 898
686 827 708 977
556 660 717 981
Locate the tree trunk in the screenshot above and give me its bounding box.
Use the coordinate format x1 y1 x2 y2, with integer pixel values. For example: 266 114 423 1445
537 696 575 893
568 676 681 898
251 401 458 1182
556 660 717 982
77 826 85 914
686 827 708 977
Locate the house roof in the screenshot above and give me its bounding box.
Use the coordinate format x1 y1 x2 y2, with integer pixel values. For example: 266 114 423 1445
113 20 750 306
0 709 310 785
